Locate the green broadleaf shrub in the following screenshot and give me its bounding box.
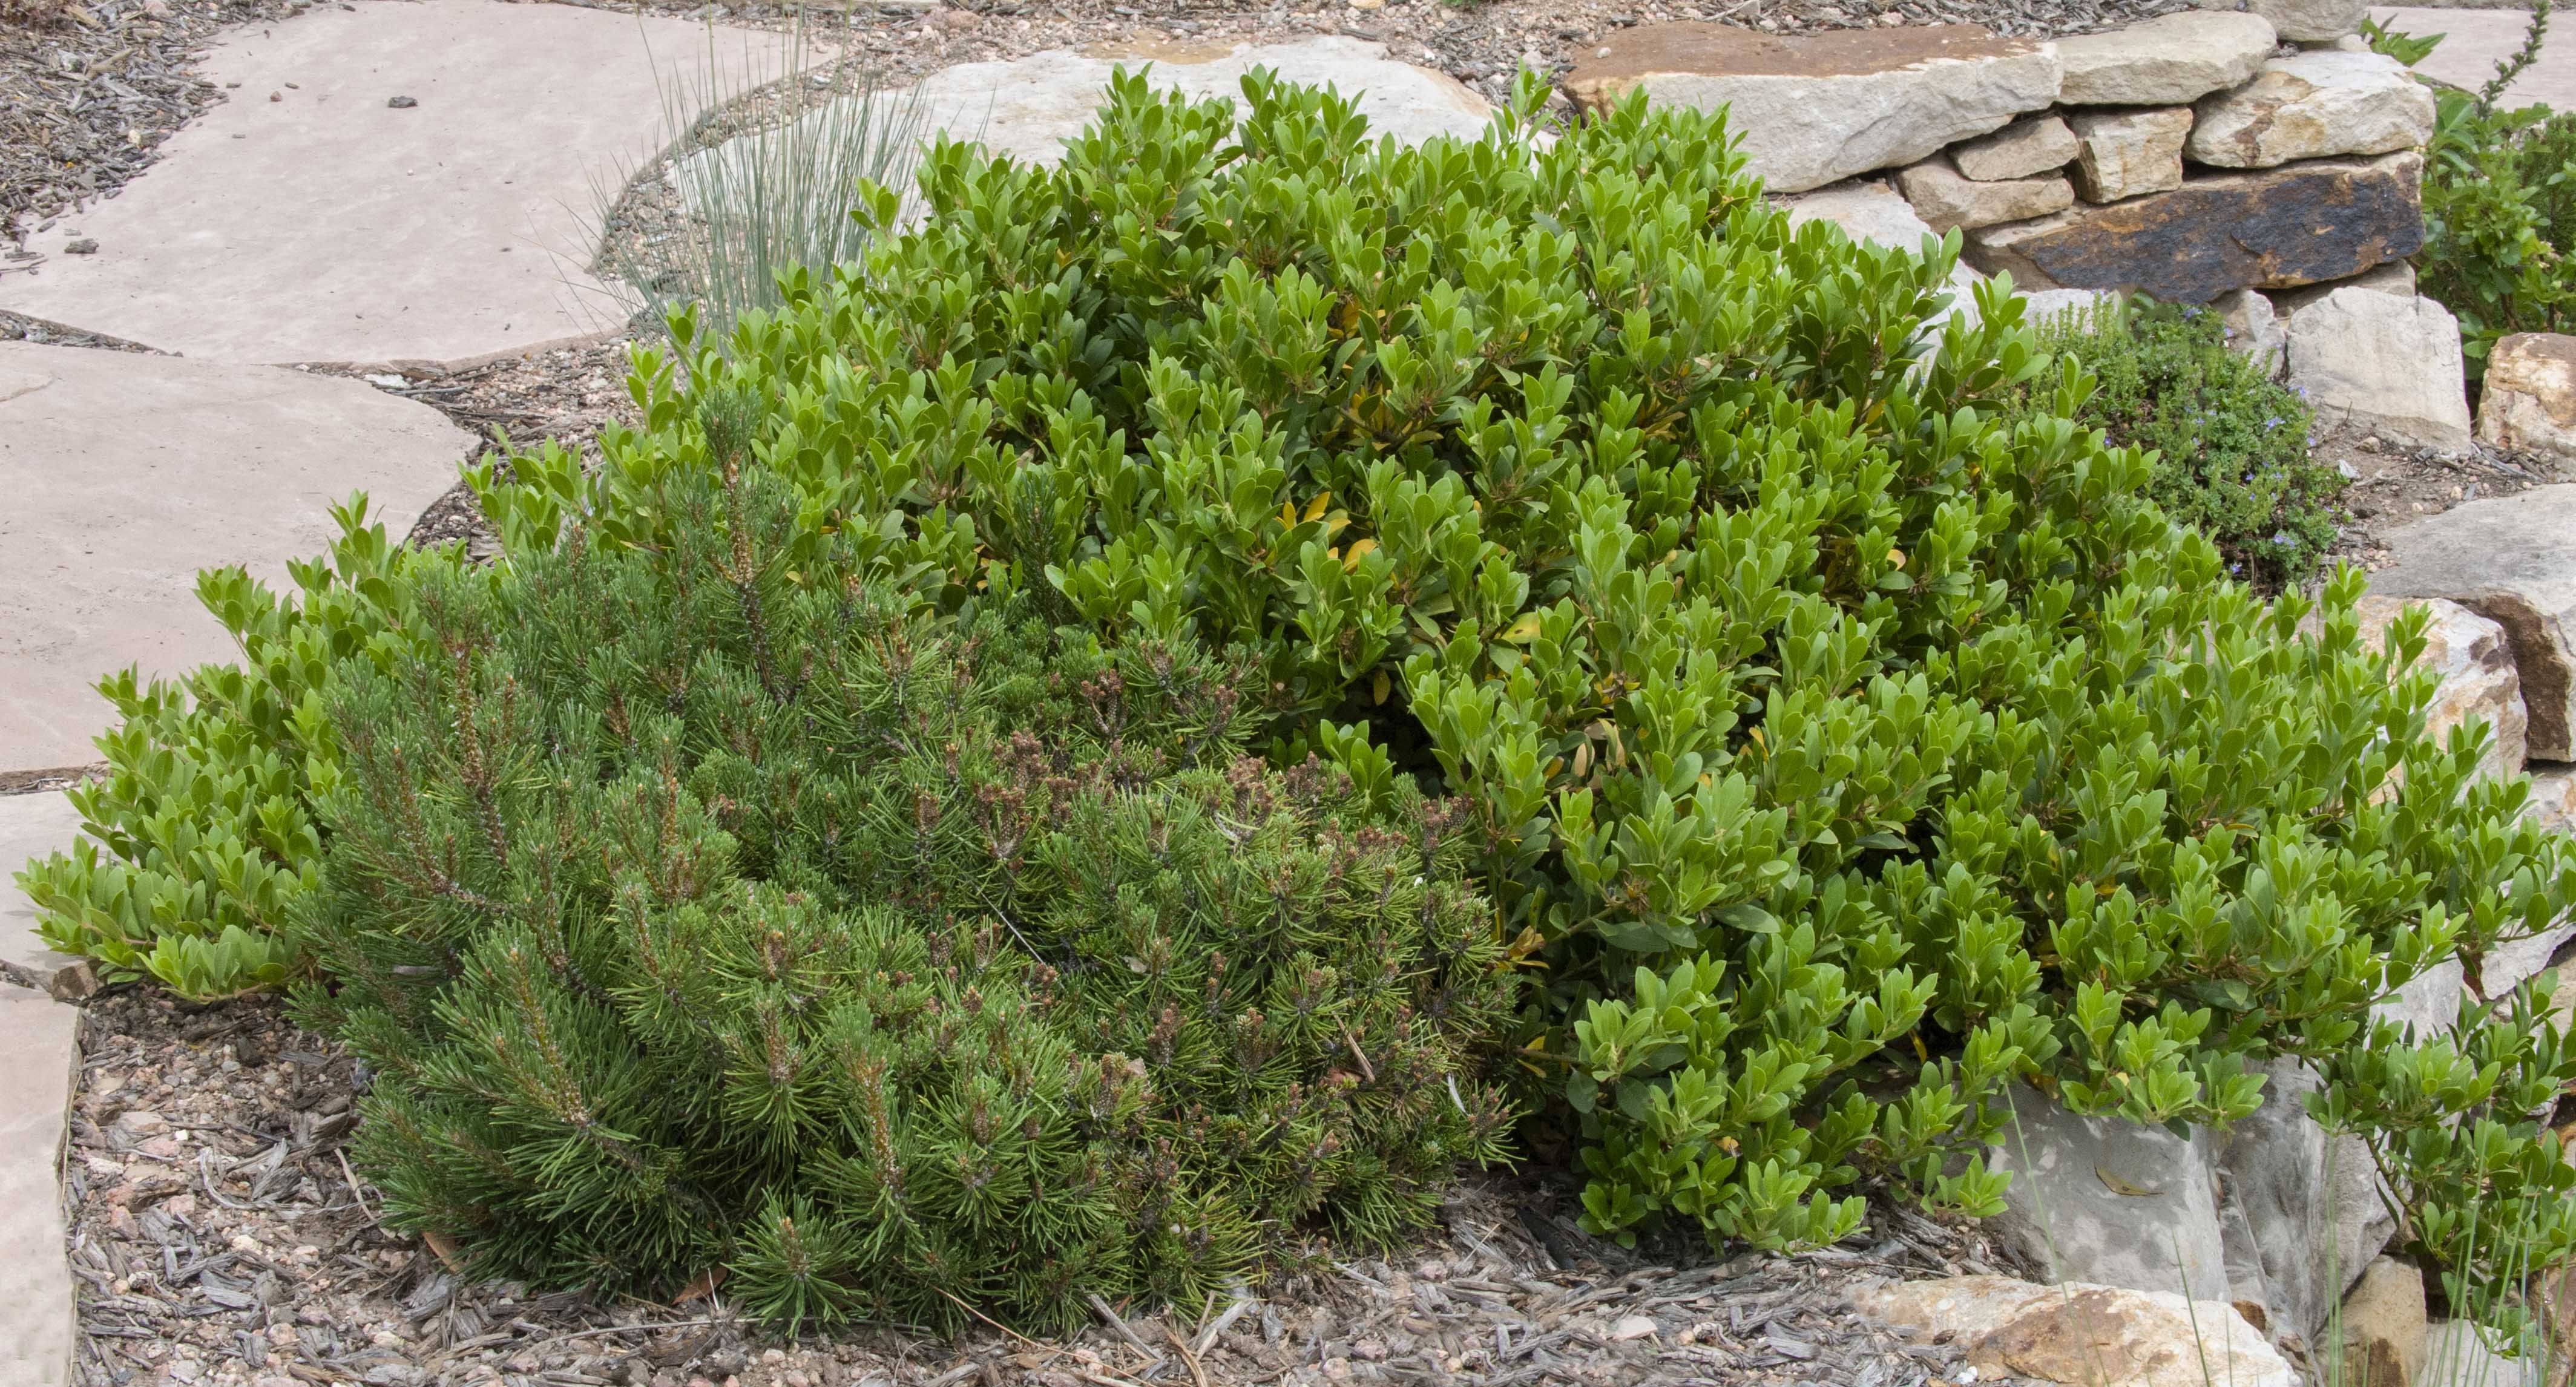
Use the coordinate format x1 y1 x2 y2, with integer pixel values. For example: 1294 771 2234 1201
12 500 431 999
292 440 1516 1328
2023 297 2338 592
20 68 2576 1328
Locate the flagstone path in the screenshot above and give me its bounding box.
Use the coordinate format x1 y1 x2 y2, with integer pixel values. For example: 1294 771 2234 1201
0 0 807 367
2371 5 2574 110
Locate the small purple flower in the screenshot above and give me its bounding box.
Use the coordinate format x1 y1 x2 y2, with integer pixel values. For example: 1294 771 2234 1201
2271 531 2294 545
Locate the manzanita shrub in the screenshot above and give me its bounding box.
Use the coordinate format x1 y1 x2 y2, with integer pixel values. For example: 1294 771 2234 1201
13 500 428 999
294 439 1515 1328
19 71 2576 1326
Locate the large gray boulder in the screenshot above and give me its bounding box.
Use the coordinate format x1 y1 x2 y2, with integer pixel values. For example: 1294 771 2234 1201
1983 1086 2230 1304
1566 23 2062 194
2189 51 2437 169
2055 10 2278 105
2215 1057 2396 1346
2285 286 2474 449
2371 486 2576 761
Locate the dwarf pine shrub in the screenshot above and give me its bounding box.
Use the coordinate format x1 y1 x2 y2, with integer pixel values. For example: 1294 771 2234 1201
22 70 2576 1328
292 441 1515 1327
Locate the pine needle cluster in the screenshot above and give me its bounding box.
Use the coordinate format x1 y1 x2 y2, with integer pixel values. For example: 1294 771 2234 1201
290 438 1515 1330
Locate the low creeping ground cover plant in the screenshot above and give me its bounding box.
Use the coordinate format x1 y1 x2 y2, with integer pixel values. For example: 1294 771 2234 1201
19 71 2576 1331
2023 297 2339 592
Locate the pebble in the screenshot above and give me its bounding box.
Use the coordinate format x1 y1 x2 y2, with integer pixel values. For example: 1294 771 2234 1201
1611 1314 1660 1341
387 94 418 108
64 237 100 255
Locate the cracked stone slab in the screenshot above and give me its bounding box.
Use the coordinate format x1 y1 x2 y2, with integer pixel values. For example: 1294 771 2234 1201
0 980 79 1387
0 0 807 366
0 343 473 771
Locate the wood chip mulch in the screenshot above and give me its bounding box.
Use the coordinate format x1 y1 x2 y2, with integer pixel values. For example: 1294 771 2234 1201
0 0 302 250
61 988 2015 1387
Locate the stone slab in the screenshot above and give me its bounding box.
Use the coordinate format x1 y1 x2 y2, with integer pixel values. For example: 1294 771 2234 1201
2055 9 2278 105
0 982 79 1387
2069 107 2193 202
2189 51 2436 168
1950 112 2079 182
2287 286 2475 448
1963 151 2423 303
2371 485 2576 761
0 0 806 366
1898 159 2074 232
1566 23 2062 194
687 36 1488 196
0 794 91 1002
0 343 473 771
2354 594 2528 783
2370 7 2575 112
2249 0 2373 42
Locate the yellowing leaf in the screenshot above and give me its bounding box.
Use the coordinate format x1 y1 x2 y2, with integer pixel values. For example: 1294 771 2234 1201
2095 1166 2162 1198
1372 669 1390 704
1304 491 1332 523
1500 614 1545 643
1344 537 1379 570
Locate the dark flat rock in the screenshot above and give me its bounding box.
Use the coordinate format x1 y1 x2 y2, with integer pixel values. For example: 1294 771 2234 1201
1962 151 2422 303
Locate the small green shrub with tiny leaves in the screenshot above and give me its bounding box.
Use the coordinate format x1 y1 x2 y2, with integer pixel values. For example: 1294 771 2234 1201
2023 297 2339 592
20 69 2576 1333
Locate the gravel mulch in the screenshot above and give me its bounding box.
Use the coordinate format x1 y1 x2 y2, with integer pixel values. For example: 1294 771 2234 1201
61 989 2008 1387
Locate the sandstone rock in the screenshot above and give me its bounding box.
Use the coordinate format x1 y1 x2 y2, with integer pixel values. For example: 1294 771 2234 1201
2057 10 2278 105
2285 287 2473 448
2189 51 2436 168
2269 258 2418 316
2372 486 2576 761
1779 177 1941 253
1852 1276 2296 1387
2245 0 2370 44
1963 151 2422 303
1565 23 2061 194
2217 1057 2397 1343
1984 1085 2230 1303
1950 112 2078 180
2071 107 2194 202
2530 764 2576 834
2477 333 2576 473
1896 158 2074 232
2218 287 2287 378
2337 1258 2429 1387
2354 594 2528 784
692 38 1489 193
2422 1322 2546 1386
